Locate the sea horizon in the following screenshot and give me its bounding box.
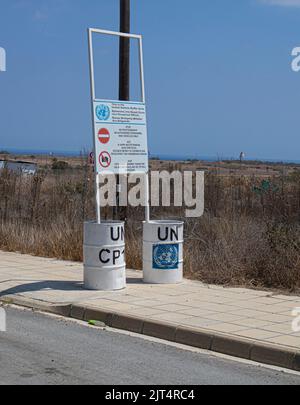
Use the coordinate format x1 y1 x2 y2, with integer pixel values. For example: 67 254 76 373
1 148 300 165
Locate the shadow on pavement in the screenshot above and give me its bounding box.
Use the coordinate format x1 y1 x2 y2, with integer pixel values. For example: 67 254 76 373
126 277 143 285
0 280 83 297
0 276 145 296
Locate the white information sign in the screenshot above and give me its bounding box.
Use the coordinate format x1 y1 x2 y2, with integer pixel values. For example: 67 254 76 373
93 100 149 174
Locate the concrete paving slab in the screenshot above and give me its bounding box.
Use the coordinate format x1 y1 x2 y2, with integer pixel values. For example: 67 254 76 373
235 329 281 340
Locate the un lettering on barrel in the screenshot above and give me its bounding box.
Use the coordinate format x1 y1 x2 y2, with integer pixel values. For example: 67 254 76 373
99 246 125 267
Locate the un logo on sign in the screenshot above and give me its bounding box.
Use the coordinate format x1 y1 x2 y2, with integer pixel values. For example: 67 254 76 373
153 244 179 270
96 104 110 121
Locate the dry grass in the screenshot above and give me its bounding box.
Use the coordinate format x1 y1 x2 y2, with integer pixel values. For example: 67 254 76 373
1 160 300 293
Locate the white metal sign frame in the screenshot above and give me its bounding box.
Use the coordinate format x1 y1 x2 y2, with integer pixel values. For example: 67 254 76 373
88 28 150 224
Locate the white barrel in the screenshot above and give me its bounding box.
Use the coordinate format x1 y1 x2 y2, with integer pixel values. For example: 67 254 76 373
143 220 184 284
84 221 126 291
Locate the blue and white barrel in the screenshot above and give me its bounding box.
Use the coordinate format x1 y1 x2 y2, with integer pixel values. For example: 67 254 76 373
143 220 184 284
84 221 126 291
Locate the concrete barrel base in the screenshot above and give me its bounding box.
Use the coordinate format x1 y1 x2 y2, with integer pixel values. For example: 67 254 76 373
143 220 184 284
83 221 126 291
84 266 126 291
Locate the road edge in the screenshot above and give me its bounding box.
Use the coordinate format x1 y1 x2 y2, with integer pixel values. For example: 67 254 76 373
1 295 299 372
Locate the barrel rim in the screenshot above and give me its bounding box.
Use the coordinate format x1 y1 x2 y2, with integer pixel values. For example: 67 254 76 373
84 243 126 248
84 220 125 226
143 220 184 226
143 240 184 244
84 265 126 271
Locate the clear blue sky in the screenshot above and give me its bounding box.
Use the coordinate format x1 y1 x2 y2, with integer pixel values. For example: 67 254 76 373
1 0 300 160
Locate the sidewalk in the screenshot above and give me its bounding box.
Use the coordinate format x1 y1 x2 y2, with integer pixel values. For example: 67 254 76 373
0 250 299 371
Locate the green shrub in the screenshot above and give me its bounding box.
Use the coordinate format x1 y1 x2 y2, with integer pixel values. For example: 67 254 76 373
52 160 69 170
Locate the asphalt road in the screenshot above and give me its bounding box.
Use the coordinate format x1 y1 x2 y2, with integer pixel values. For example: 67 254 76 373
0 307 299 385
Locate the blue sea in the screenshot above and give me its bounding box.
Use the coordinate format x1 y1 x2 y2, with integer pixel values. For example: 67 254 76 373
2 148 300 164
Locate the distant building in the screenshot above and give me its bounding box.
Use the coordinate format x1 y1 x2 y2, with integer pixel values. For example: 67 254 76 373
0 160 37 175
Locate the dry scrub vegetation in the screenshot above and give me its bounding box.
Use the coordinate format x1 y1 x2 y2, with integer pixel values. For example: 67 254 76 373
1 158 300 293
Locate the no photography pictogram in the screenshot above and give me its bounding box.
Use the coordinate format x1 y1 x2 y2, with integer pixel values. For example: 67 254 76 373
98 128 110 144
99 151 111 168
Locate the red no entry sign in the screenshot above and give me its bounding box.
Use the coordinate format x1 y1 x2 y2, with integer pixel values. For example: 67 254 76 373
98 128 110 144
99 151 111 168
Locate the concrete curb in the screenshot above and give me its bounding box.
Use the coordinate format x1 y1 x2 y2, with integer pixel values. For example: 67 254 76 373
1 295 299 373
0 296 72 317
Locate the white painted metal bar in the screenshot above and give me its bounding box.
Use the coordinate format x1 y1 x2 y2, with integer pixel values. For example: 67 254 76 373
138 36 146 104
139 36 151 223
144 173 150 223
89 28 141 40
88 28 101 224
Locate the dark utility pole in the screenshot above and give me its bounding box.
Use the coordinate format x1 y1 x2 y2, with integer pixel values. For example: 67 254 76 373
114 0 130 220
119 0 130 101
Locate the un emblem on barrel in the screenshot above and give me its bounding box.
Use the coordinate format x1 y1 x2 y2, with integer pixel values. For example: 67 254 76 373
153 244 179 270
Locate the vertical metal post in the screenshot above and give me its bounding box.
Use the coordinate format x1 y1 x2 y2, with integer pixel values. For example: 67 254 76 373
119 0 130 101
115 0 131 221
88 29 101 224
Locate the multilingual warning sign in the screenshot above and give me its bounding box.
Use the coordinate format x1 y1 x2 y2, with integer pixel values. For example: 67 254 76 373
93 100 149 174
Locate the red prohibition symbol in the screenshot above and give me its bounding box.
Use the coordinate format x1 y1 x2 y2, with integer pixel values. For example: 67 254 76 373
98 128 110 144
99 151 112 168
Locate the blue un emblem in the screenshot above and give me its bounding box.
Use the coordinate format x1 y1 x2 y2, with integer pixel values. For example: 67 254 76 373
153 244 179 270
96 104 110 121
